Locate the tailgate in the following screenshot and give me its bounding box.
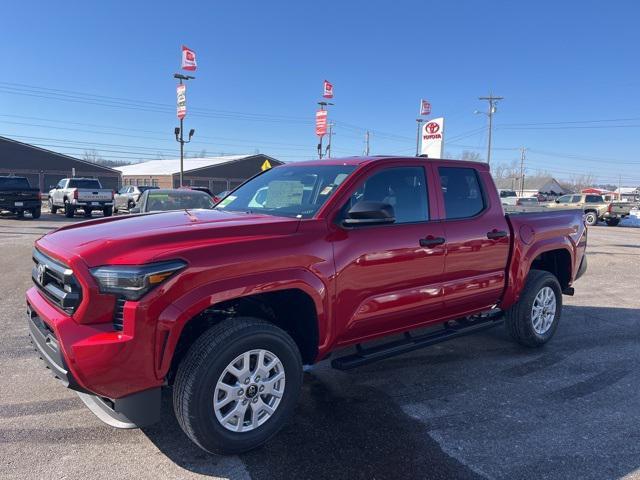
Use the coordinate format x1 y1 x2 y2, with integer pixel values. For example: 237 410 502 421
609 203 631 215
0 189 40 202
77 189 112 202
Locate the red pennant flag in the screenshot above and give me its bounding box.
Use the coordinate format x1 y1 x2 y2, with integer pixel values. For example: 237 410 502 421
316 110 328 137
420 99 431 116
323 80 334 99
181 45 197 71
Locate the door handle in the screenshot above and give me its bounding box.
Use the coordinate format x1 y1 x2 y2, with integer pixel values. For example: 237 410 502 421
487 230 508 240
419 236 446 247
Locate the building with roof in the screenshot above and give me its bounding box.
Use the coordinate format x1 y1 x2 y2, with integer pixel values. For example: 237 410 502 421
493 176 567 197
0 135 121 191
115 154 282 194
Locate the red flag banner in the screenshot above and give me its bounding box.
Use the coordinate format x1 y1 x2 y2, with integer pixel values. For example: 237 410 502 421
181 45 197 71
316 110 328 137
420 99 431 116
323 80 334 99
177 84 187 119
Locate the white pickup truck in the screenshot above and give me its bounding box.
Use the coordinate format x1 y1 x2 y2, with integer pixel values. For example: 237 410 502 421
48 178 114 218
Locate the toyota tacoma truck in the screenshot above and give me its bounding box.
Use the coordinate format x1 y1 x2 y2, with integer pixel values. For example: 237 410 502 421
0 175 41 218
26 157 587 454
48 177 114 218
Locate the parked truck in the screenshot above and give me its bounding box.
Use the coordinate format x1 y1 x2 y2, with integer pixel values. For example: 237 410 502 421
48 178 114 218
27 157 587 454
548 193 632 226
0 176 41 219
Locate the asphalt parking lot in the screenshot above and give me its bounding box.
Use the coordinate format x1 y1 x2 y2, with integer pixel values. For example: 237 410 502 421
1 214 639 480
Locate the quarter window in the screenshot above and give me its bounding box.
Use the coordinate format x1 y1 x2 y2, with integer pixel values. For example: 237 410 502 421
439 167 486 219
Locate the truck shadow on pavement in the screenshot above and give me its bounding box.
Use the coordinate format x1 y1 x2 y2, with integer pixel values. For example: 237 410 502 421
142 304 640 480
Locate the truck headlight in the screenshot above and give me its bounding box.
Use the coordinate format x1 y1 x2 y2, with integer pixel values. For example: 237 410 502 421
90 261 186 300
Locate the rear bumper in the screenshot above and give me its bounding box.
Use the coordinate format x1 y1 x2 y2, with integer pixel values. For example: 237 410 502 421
71 200 113 207
0 200 40 211
27 297 161 428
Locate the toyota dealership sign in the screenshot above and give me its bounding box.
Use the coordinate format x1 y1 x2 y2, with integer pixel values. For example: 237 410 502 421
420 117 445 158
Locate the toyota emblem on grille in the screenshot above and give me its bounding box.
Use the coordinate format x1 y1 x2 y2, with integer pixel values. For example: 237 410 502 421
36 263 46 285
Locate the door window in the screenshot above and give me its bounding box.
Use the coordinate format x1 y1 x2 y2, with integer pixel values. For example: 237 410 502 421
556 195 571 203
345 167 429 223
585 195 603 203
438 167 486 219
571 195 582 203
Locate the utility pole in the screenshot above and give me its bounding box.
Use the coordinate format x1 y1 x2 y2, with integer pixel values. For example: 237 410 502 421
326 123 334 158
364 130 370 156
519 147 526 196
415 119 424 156
619 174 622 200
478 94 503 166
174 73 195 186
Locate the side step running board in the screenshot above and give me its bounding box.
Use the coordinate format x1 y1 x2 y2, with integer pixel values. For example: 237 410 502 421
331 316 504 370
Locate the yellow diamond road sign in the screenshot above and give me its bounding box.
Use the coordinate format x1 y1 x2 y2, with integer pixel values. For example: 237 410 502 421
261 159 272 171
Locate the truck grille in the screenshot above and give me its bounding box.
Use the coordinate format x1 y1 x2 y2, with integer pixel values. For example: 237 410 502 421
32 249 81 313
113 297 126 331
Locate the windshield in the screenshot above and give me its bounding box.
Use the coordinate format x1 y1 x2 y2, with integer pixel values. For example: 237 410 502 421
69 179 101 189
144 190 214 211
0 177 30 189
215 164 356 218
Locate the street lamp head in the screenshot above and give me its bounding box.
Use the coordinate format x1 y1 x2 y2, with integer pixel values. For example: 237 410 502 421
174 127 180 136
188 129 195 139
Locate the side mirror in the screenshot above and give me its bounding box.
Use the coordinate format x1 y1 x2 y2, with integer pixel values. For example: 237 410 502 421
130 207 141 214
555 199 560 203
343 201 395 226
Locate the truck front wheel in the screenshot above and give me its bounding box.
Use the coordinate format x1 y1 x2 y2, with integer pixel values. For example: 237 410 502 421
505 270 562 347
173 317 303 455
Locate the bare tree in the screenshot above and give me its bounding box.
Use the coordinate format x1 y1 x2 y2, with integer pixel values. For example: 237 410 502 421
82 149 104 164
457 150 484 162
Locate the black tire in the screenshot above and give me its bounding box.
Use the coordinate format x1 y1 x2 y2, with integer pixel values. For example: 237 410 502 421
173 317 303 455
584 211 598 226
64 202 75 218
31 207 41 219
103 206 113 217
15 210 24 219
606 218 620 226
128 200 135 211
504 269 562 348
83 208 92 218
49 200 58 214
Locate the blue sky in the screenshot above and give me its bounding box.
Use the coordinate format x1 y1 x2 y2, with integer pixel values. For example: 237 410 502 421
1 0 639 185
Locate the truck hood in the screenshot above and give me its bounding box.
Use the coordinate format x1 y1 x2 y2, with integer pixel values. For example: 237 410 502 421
37 209 300 267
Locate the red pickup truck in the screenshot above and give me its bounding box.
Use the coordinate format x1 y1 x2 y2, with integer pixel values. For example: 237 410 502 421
27 157 587 454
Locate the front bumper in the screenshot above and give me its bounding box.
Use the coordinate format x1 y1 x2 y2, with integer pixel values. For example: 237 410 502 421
27 299 160 428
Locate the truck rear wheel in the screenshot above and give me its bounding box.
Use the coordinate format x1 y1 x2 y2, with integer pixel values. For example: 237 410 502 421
606 218 620 226
505 270 562 348
103 206 113 217
173 317 303 455
49 199 58 214
584 211 598 226
64 202 74 218
31 207 41 219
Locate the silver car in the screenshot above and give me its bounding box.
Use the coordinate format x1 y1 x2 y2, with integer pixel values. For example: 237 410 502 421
114 185 158 212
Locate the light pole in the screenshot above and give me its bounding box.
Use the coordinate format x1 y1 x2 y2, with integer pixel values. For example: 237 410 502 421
174 73 195 186
317 101 333 159
476 94 503 166
415 119 424 156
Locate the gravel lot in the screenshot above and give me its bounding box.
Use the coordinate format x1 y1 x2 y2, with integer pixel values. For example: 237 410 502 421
1 213 639 480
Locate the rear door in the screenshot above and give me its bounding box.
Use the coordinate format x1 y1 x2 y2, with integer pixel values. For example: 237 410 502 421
435 165 511 317
333 163 447 343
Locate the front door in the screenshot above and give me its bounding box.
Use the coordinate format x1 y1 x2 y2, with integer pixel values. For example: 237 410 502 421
333 164 446 344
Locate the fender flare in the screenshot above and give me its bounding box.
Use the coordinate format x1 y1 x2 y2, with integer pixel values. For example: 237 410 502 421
154 268 329 378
